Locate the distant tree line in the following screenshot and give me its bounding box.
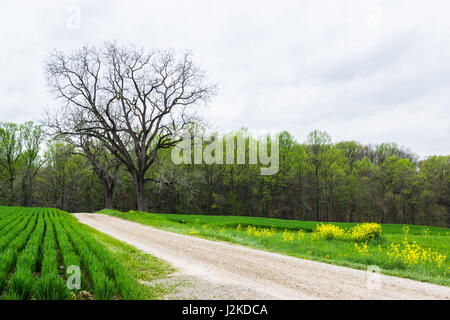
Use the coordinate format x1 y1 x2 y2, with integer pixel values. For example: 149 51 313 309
0 121 449 227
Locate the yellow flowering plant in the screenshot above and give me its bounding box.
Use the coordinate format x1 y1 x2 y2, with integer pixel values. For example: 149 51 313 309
354 241 369 255
282 230 294 242
246 225 274 238
386 237 447 268
312 223 346 240
402 225 410 234
348 223 382 242
312 222 382 242
189 228 199 235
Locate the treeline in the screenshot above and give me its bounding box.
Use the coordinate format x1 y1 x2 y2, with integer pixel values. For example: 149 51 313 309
0 122 449 227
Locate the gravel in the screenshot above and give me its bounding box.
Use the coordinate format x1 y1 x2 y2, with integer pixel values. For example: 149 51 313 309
74 213 450 300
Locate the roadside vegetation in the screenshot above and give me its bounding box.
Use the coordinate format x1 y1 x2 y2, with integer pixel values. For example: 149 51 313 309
0 206 172 300
98 209 450 287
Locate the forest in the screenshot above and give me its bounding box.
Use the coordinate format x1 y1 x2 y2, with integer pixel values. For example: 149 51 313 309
0 121 448 227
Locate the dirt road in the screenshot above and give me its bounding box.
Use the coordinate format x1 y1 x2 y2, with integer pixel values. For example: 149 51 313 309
74 213 450 300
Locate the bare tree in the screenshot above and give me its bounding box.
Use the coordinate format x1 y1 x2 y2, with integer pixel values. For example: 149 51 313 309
45 43 215 211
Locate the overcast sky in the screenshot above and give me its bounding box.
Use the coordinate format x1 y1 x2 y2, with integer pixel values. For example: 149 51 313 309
0 0 449 157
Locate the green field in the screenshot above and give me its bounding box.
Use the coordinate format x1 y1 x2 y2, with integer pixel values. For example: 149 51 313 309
0 206 172 300
98 209 450 287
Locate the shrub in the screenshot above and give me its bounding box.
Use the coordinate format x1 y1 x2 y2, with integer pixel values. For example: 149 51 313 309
349 223 382 242
312 222 382 242
312 223 346 240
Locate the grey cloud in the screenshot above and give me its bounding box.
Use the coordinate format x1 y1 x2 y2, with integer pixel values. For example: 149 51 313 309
0 0 449 157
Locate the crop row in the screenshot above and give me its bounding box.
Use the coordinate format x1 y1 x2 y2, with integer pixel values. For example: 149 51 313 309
6 211 45 299
61 217 141 299
0 207 143 300
0 211 37 290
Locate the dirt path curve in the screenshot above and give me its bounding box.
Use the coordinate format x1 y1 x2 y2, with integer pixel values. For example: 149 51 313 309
74 213 450 300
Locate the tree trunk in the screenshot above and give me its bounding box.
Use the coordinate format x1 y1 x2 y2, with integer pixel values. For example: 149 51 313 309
20 177 29 207
403 201 407 224
315 167 320 221
105 187 114 209
8 172 15 205
136 189 148 212
135 175 148 212
315 189 320 221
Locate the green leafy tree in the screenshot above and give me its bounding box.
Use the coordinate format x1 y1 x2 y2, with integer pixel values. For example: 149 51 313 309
0 122 23 204
305 130 332 221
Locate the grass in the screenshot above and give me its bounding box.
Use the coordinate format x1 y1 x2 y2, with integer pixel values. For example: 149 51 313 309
98 209 450 287
80 223 175 299
0 206 174 300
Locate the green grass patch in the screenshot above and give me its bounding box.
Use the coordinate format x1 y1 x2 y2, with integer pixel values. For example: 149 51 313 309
79 223 175 299
98 209 450 287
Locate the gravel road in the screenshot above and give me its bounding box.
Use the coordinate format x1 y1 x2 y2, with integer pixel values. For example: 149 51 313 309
74 213 450 300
